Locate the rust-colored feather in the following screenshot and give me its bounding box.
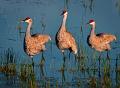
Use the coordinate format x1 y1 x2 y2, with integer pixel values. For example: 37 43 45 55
22 17 51 57
56 27 77 54
88 33 116 52
32 34 51 44
87 19 116 52
96 33 116 44
24 34 51 56
56 10 77 54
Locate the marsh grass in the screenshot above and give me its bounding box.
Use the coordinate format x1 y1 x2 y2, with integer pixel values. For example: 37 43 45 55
116 66 120 88
64 0 70 9
40 16 46 34
76 45 87 73
59 57 66 83
18 64 36 88
100 58 111 87
0 49 119 87
17 20 25 40
39 52 46 77
0 48 16 76
0 44 119 88
116 0 120 14
88 76 97 88
115 54 120 88
79 0 95 14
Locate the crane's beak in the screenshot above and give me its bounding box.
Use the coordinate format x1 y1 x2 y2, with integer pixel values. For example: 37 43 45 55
60 11 64 16
20 19 26 22
85 22 90 29
86 22 89 27
86 22 89 25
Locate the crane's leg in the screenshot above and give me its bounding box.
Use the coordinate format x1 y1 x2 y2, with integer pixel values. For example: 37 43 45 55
98 52 102 60
61 51 66 83
68 51 71 60
31 57 34 72
61 62 66 83
40 51 45 65
74 53 78 61
107 51 110 60
61 50 66 63
98 52 102 78
71 46 78 61
98 52 102 88
106 51 110 71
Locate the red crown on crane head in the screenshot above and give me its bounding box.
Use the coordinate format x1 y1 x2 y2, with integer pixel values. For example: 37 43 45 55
22 17 31 21
61 9 67 15
25 17 31 20
89 19 95 23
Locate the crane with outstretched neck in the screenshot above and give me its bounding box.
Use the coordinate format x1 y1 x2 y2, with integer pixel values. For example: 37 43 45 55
21 17 51 70
56 10 78 59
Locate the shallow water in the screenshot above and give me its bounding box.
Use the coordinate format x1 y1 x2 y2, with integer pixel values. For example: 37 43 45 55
0 0 120 88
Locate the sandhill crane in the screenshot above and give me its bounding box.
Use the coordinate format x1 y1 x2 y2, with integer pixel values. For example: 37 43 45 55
21 17 51 69
87 19 116 58
56 10 78 59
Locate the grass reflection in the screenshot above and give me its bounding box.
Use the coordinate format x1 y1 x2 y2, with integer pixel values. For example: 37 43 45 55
0 48 120 87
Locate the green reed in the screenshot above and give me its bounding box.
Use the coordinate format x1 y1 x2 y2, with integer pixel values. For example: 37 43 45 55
17 19 24 40
79 0 95 13
115 54 120 88
96 57 111 88
76 43 87 74
0 48 16 76
19 64 36 88
88 76 97 88
39 52 46 77
116 0 120 14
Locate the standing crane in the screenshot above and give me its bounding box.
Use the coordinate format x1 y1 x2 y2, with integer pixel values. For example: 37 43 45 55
87 19 116 77
56 10 78 59
21 17 51 69
87 19 116 58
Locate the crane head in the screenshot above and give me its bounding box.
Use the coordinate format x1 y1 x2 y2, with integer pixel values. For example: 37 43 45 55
87 19 96 29
21 17 32 23
61 9 68 16
88 19 95 25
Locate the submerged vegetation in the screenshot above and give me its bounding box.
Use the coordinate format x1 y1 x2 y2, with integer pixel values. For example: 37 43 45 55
0 48 16 76
0 46 119 88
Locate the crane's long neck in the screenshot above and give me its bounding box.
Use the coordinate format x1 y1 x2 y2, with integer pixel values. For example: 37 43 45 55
61 14 67 28
90 24 96 36
26 22 32 37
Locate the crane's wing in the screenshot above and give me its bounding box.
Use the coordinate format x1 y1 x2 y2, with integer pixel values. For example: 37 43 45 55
66 31 77 46
96 33 116 44
32 34 40 37
32 34 51 44
55 31 59 47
